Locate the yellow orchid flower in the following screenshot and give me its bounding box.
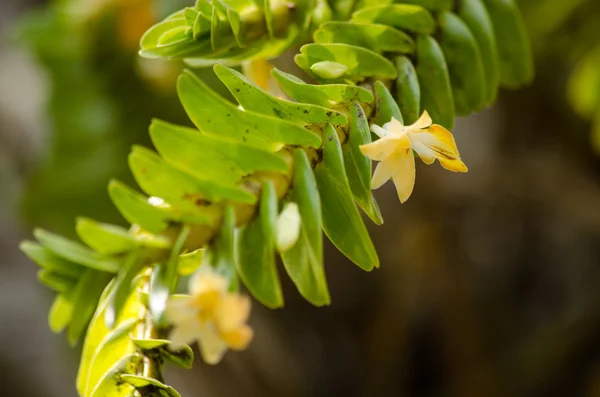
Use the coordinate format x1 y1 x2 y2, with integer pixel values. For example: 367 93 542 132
359 111 468 203
165 267 253 364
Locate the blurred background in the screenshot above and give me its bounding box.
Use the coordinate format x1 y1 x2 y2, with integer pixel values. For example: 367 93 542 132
2 0 600 396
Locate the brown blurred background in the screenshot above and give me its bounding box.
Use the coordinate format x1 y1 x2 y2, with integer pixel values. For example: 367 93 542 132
2 1 600 396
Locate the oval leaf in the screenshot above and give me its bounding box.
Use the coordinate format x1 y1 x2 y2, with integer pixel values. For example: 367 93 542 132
314 125 379 271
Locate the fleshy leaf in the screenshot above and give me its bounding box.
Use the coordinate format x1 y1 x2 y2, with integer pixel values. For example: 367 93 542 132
215 64 347 126
342 103 383 224
34 229 120 273
297 43 398 81
351 4 436 34
281 149 330 306
108 180 170 234
21 241 84 278
314 21 415 54
68 269 113 346
236 181 283 308
372 80 403 126
177 70 322 150
75 218 136 256
314 124 379 271
150 119 290 185
271 68 374 108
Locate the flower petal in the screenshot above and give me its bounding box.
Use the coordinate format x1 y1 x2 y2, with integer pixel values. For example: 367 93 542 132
165 297 196 325
370 124 389 139
197 323 228 365
221 325 254 350
189 267 228 294
408 124 465 170
410 110 433 130
215 294 251 332
389 151 416 203
371 160 394 189
169 318 202 348
360 133 410 162
383 118 405 135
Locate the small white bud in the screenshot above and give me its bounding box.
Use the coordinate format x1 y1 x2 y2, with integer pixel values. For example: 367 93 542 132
276 202 301 252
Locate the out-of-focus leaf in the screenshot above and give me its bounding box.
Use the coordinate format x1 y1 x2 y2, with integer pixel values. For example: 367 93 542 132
177 249 204 276
214 64 347 126
21 241 84 278
76 218 136 256
150 119 289 185
108 180 170 235
88 354 140 397
37 270 76 293
281 150 330 306
161 342 194 369
149 226 189 325
131 338 171 350
68 269 113 346
34 229 120 273
272 68 374 108
314 125 379 271
177 70 322 150
342 102 383 224
104 251 144 329
78 276 145 397
236 181 283 308
206 206 238 289
49 293 74 333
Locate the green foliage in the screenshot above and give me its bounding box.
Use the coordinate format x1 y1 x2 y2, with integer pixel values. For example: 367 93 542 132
19 0 536 396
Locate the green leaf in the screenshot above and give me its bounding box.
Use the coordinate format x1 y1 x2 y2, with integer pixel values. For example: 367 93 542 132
49 293 74 333
121 374 169 388
68 269 113 346
271 68 374 108
21 241 84 278
177 249 204 276
372 80 403 126
214 64 347 126
149 226 189 325
206 206 238 289
76 217 136 256
177 70 322 150
415 34 455 129
162 343 194 369
149 119 290 185
342 103 383 225
129 145 256 207
78 278 145 397
394 55 421 125
108 180 170 234
314 21 415 54
131 338 171 350
281 150 330 306
37 269 76 293
314 125 379 271
88 354 140 397
352 4 436 34
104 251 144 328
297 43 398 81
236 181 283 308
34 229 120 273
